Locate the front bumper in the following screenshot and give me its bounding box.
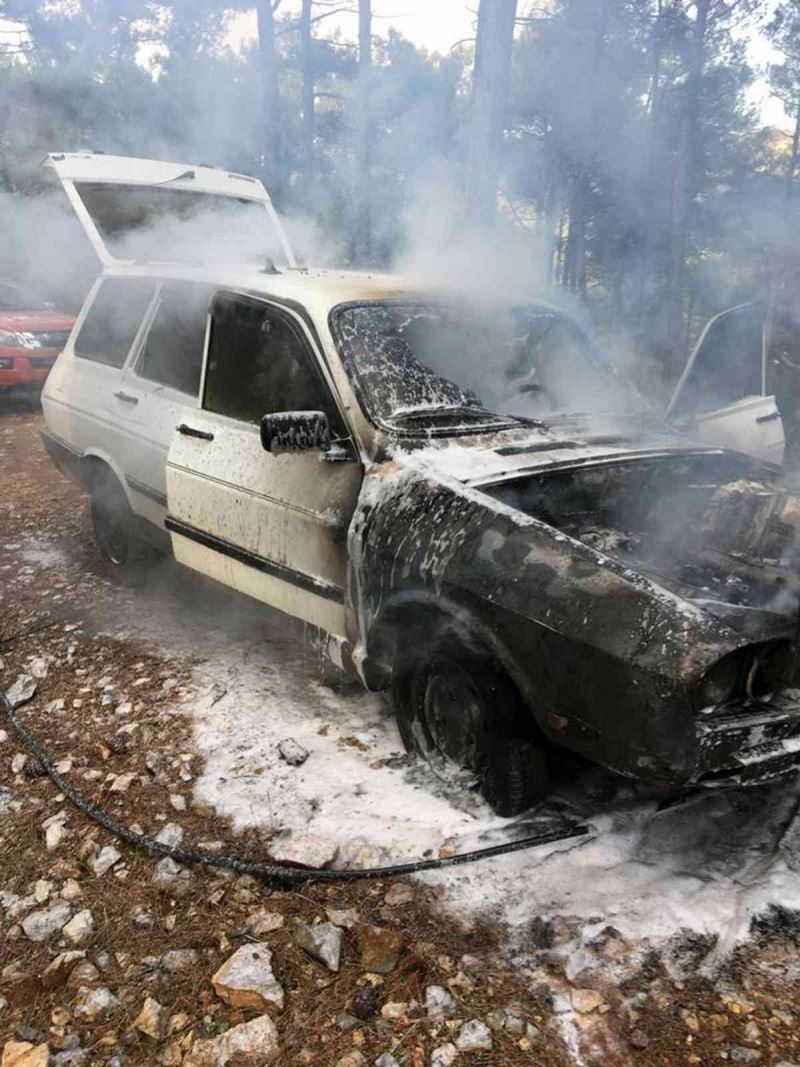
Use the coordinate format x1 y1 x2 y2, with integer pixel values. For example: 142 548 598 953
694 689 800 787
0 353 57 391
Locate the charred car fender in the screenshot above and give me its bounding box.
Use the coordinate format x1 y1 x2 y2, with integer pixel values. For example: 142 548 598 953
349 456 770 782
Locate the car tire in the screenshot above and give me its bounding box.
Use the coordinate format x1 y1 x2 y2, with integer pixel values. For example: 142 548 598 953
392 631 548 817
90 470 154 586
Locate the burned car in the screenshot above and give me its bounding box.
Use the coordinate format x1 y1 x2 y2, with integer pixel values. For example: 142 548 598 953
41 153 800 817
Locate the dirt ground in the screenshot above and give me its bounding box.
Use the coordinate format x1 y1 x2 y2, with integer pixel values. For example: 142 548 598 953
2 401 800 1066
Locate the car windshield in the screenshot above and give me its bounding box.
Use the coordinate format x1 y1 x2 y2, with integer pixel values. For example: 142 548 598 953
332 301 637 431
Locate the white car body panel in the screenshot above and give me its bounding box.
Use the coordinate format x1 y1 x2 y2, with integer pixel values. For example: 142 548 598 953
687 395 785 466
166 401 361 637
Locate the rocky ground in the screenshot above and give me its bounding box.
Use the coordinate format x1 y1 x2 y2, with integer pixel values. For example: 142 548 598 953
2 402 800 1066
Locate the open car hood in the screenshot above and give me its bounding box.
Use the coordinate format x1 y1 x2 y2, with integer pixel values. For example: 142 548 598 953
43 152 295 268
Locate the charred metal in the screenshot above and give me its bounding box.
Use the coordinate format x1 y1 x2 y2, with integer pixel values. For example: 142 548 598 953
352 434 800 796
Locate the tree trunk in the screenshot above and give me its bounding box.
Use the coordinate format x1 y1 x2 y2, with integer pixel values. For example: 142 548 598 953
300 0 315 203
634 0 666 326
786 96 800 204
563 170 588 297
665 0 710 365
353 0 372 263
466 0 518 223
256 0 283 204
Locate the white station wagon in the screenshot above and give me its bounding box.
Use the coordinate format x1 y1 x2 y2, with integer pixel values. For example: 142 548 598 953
41 152 800 817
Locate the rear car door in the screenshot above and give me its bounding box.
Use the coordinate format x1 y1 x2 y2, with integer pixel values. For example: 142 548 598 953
666 303 784 464
42 276 158 469
122 281 212 523
165 292 362 637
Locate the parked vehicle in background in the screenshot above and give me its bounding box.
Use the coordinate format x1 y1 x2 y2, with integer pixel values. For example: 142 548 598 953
0 277 75 400
40 153 800 818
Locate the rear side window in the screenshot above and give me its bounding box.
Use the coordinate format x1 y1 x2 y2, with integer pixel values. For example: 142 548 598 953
204 294 334 425
137 282 211 396
75 278 155 368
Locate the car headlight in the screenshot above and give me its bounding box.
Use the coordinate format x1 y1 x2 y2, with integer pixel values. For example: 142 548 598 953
695 642 793 714
695 653 742 714
0 330 40 349
746 642 791 702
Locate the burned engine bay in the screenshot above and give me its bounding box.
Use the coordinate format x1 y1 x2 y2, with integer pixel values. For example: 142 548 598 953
484 451 800 628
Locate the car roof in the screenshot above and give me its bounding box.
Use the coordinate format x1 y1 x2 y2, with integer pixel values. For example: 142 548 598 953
101 262 564 319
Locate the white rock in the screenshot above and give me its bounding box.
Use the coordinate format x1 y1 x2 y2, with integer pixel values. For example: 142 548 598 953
53 759 72 774
74 986 119 1021
133 995 169 1040
270 832 337 868
33 880 52 904
21 901 71 942
212 943 284 1011
375 1055 401 1067
571 988 605 1014
29 657 49 680
0 892 36 921
430 1045 457 1067
162 949 199 973
115 702 132 717
41 809 68 830
384 884 414 907
109 773 135 794
169 795 186 812
151 857 191 892
154 823 183 848
184 1014 279 1066
294 920 342 972
0 730 7 744
7 674 36 708
45 823 69 851
277 738 309 766
0 1041 50 1067
246 910 285 936
456 1020 493 1052
10 754 27 775
61 880 82 901
92 846 121 877
425 985 456 1022
62 909 94 945
325 907 359 929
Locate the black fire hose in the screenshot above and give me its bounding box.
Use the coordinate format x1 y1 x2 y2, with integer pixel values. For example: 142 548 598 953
0 688 589 884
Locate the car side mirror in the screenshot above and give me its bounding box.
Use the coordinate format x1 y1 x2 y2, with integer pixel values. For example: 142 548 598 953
260 411 332 455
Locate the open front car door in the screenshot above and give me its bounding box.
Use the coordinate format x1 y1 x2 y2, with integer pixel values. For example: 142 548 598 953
666 302 784 465
164 291 362 638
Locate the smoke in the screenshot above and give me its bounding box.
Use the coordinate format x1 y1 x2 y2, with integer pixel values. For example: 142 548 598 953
392 160 549 305
0 189 98 313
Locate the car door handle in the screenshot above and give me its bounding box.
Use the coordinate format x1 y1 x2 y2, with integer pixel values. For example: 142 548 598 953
177 423 214 441
756 411 781 423
114 391 139 405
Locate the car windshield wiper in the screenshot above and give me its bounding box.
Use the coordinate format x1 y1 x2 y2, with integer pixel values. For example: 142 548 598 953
390 405 512 425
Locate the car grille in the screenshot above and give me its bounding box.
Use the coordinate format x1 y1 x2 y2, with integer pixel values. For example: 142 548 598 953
30 331 70 350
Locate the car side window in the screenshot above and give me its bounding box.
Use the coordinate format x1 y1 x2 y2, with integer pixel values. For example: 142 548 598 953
138 282 211 396
204 294 336 426
74 278 156 368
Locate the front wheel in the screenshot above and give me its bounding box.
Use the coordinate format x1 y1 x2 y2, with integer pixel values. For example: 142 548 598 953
392 633 548 817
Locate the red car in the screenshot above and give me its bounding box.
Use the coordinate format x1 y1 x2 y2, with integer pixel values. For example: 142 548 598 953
0 279 75 397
